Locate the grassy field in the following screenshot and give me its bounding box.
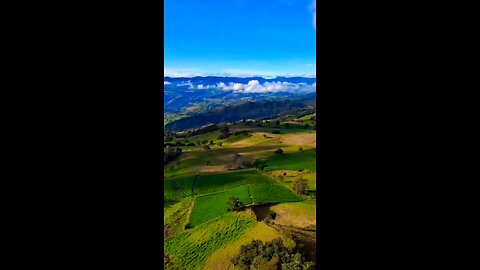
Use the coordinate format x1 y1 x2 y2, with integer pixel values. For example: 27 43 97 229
204 220 295 270
268 169 317 191
258 148 316 171
164 197 194 235
164 175 196 203
194 170 273 195
189 185 252 226
249 184 303 204
270 199 316 228
164 212 256 270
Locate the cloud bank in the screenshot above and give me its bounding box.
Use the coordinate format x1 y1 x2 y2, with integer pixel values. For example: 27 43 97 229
171 80 316 94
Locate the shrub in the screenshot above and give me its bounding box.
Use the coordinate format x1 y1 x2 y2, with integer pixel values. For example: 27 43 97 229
293 178 308 195
227 197 244 212
274 148 283 155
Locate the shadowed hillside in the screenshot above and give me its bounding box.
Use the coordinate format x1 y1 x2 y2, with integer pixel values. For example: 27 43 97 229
165 100 308 131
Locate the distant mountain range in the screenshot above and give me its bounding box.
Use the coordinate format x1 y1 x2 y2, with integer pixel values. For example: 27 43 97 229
164 76 316 114
164 76 316 85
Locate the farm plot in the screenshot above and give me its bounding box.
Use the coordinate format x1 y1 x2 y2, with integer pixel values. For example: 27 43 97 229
164 212 255 270
189 186 251 226
258 148 316 172
193 170 273 195
249 184 302 204
164 175 195 203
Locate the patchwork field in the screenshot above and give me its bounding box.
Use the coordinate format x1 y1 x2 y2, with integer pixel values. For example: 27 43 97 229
164 119 316 269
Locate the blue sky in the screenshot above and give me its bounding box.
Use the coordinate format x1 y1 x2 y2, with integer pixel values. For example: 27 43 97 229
164 0 316 77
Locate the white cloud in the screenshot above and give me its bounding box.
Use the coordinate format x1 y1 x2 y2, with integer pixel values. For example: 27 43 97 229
197 84 217 90
215 80 316 93
177 81 194 88
164 81 171 85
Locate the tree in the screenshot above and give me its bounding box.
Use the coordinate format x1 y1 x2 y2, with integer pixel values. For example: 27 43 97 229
274 148 283 155
299 147 303 152
218 125 230 139
227 197 244 212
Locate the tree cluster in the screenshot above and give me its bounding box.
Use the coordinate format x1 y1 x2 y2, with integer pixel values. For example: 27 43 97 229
164 147 182 165
232 239 315 270
217 125 231 140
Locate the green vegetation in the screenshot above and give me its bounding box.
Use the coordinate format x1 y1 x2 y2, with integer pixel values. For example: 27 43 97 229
249 184 302 204
164 213 256 270
164 197 194 237
194 170 273 195
232 238 315 270
259 148 316 171
292 178 309 195
189 186 251 226
164 175 195 203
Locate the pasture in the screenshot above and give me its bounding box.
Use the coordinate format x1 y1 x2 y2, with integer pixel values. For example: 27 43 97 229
189 185 252 226
258 148 316 171
164 175 195 203
193 170 273 195
249 184 302 204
